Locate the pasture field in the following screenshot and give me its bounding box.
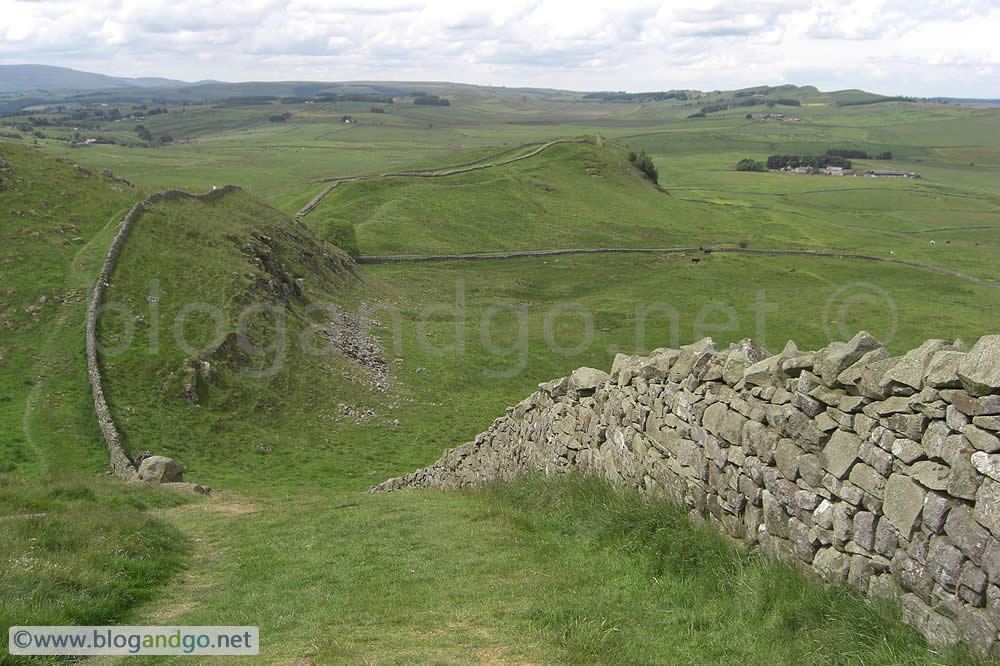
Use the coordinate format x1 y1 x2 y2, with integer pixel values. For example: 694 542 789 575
2 83 1000 663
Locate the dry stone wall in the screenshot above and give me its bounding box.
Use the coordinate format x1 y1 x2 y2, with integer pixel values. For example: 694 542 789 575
86 185 242 480
371 331 1000 655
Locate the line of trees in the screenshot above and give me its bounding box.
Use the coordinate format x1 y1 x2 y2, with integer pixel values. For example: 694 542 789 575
826 148 893 160
582 90 689 102
414 94 450 106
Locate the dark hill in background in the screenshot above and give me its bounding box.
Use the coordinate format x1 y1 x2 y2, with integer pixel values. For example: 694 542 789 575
0 64 191 92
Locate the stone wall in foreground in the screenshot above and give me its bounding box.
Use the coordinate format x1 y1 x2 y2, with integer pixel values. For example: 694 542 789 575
371 332 1000 655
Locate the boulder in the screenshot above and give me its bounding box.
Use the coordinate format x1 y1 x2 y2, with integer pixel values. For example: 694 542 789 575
137 455 184 484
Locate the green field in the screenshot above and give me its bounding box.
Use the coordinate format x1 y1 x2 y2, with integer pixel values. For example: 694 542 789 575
2 83 1000 663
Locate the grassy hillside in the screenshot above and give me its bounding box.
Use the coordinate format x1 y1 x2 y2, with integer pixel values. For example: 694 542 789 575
0 144 196 659
93 189 400 491
3 89 1000 662
0 142 141 476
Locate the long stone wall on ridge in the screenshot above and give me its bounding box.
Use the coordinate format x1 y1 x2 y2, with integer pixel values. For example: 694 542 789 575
86 185 242 480
371 332 1000 655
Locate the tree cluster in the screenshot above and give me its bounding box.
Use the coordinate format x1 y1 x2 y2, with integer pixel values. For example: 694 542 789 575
268 112 292 123
413 94 450 106
736 158 765 172
323 220 360 258
628 150 659 184
766 154 852 170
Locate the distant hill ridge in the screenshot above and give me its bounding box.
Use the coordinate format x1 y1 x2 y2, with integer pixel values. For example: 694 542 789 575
0 64 193 92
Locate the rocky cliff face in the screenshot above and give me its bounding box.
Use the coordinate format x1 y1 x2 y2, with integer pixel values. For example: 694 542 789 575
372 332 1000 655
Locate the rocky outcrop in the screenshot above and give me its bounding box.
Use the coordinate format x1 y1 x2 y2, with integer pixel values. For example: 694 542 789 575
86 185 242 480
372 332 1000 655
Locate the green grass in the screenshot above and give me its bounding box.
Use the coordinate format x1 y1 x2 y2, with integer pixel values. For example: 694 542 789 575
0 473 193 665
2 90 1000 663
93 475 982 664
0 143 141 476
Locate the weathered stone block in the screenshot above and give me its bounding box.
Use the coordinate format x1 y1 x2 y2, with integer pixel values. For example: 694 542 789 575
946 504 992 562
907 460 951 491
570 367 610 392
894 554 935 602
875 518 898 557
774 438 802 481
813 498 835 529
884 412 928 441
702 401 746 446
973 415 1000 431
974 478 1000 539
859 439 894 476
762 490 790 539
959 561 989 596
971 451 1000 482
782 406 827 451
816 331 883 387
886 339 950 390
722 339 769 387
924 350 966 389
927 536 966 591
901 594 959 647
922 491 952 534
833 503 855 543
921 421 951 460
892 437 923 464
957 335 1000 396
853 511 876 552
813 547 850 582
669 337 720 383
883 473 926 539
946 405 969 433
849 463 886 499
964 424 1000 453
848 555 875 591
820 429 861 479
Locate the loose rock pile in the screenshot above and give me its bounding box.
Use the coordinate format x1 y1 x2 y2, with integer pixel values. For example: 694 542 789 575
371 332 1000 654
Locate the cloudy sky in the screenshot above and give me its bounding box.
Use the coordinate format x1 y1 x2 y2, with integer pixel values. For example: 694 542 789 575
1 0 998 97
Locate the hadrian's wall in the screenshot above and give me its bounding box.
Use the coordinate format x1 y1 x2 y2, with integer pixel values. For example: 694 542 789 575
86 185 242 480
371 332 1000 655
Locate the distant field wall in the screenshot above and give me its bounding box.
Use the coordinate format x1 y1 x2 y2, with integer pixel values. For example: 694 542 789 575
85 185 242 480
372 332 1000 654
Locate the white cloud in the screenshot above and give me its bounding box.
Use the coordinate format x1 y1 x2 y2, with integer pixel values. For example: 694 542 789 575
0 0 997 96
